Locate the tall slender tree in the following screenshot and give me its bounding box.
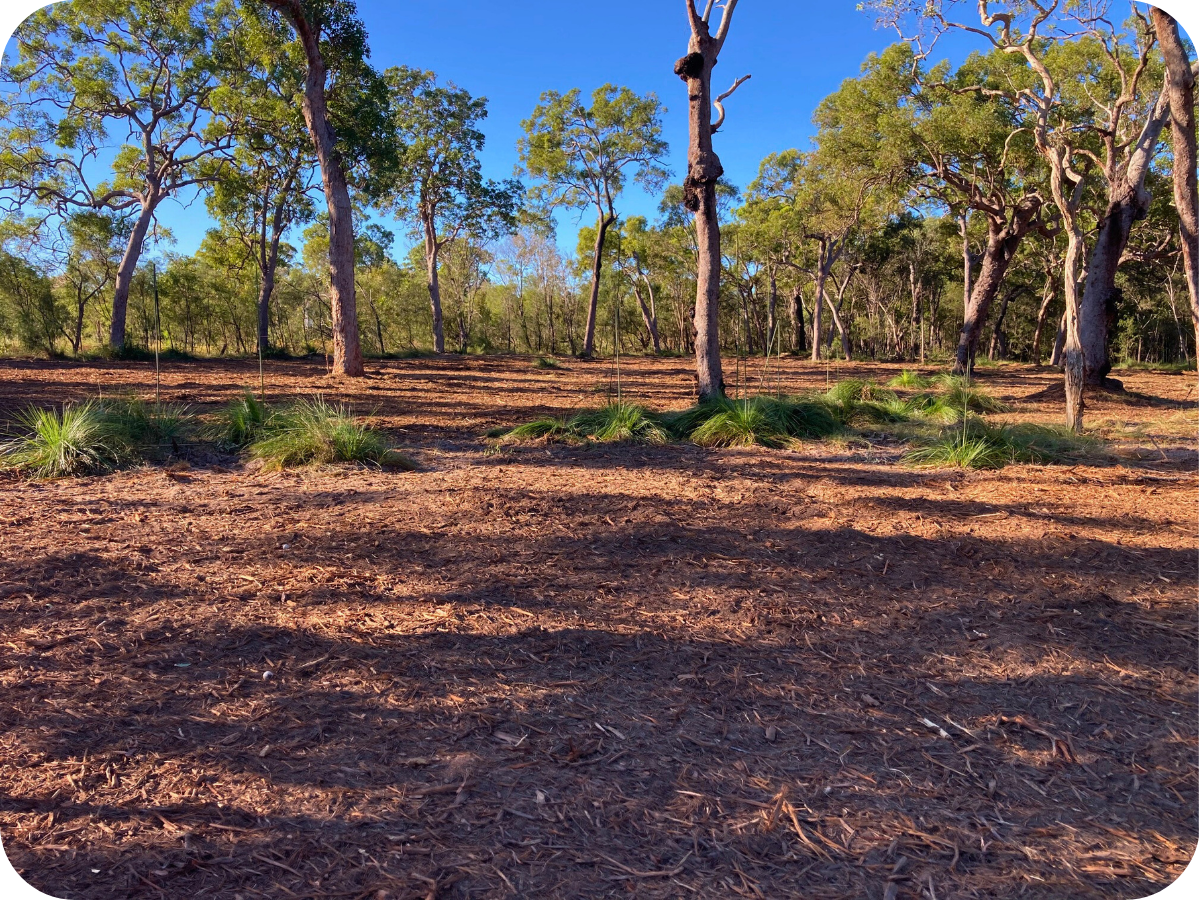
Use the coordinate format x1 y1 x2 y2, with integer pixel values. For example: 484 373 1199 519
519 85 668 358
382 67 520 353
678 0 747 398
257 0 389 377
1151 7 1198 349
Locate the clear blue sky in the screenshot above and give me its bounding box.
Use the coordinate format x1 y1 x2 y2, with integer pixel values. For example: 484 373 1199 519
1 1 986 261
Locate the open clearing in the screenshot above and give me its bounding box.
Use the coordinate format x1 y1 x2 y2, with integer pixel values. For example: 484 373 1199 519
1 356 1197 899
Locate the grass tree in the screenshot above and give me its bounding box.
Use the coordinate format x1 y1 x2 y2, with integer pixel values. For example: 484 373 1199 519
382 67 520 354
678 0 748 398
519 85 668 358
0 0 240 352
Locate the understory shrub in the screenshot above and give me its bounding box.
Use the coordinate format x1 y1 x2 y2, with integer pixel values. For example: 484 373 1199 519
505 402 669 445
212 392 269 449
0 402 119 478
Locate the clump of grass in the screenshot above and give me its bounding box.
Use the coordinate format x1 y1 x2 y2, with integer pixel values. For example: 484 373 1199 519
212 392 268 449
888 370 932 389
0 402 121 478
819 379 912 427
102 398 193 454
670 396 844 447
504 403 669 445
572 403 670 444
248 397 401 469
506 416 572 441
904 418 1096 469
533 356 562 370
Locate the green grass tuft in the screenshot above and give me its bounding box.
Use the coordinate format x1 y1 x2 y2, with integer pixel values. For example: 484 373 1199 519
0 402 121 478
533 356 562 370
671 396 845 447
888 369 933 389
212 392 269 449
904 419 1097 469
248 397 394 469
101 398 193 454
506 416 572 441
571 403 670 444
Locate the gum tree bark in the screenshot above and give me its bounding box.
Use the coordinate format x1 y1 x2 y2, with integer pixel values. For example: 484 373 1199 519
262 0 363 376
1152 8 1199 348
678 0 744 400
1079 86 1171 384
953 198 1044 373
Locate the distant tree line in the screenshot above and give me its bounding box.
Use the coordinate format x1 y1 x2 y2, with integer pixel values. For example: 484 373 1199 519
0 1 1195 428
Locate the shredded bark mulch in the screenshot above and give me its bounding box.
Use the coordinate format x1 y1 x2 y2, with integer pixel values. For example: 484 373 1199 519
0 356 1196 899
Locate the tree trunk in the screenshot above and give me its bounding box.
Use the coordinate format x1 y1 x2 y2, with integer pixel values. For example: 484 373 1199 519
678 7 731 400
583 210 613 358
1061 227 1087 431
1050 312 1066 368
109 200 157 350
268 0 364 377
908 261 922 362
810 244 828 362
791 288 807 354
952 206 1039 375
1031 272 1055 364
988 287 1017 360
423 222 446 353
1079 88 1170 385
632 277 661 353
1153 9 1199 350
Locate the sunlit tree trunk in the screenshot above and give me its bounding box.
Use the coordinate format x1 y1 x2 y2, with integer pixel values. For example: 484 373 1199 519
1079 88 1170 385
1152 8 1199 351
264 0 364 377
110 199 158 350
679 0 741 399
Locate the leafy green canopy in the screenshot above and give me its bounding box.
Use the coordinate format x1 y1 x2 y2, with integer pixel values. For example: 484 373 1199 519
378 67 521 243
518 85 670 219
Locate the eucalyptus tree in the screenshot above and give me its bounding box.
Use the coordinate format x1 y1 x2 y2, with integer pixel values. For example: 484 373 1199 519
872 0 1172 428
749 150 873 362
1151 8 1198 348
519 84 668 357
0 0 241 351
814 42 1054 374
677 0 747 397
207 10 319 358
382 67 520 353
60 211 129 353
257 0 392 377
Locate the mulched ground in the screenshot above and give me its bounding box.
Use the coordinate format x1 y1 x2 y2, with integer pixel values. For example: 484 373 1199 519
0 355 1196 900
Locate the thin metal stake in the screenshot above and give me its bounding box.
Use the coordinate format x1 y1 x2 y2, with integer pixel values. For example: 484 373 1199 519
152 262 161 405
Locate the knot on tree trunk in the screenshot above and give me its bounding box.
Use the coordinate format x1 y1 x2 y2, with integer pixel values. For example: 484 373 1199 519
674 52 706 80
683 153 723 212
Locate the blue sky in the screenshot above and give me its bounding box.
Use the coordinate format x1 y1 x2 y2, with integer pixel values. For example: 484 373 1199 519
6 0 1189 263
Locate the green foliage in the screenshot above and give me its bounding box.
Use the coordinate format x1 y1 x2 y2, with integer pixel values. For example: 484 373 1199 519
904 419 1097 469
0 397 193 478
519 85 669 217
888 369 932 389
0 402 119 478
669 396 845 447
101 398 193 455
534 356 562 369
212 392 269 449
505 403 669 445
247 397 402 469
